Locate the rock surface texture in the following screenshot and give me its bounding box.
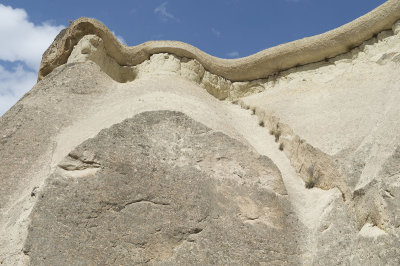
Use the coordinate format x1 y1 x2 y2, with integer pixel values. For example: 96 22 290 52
24 111 302 265
1 2 400 265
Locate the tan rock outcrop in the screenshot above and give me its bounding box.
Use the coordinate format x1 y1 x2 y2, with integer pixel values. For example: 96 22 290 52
39 1 400 82
1 1 400 265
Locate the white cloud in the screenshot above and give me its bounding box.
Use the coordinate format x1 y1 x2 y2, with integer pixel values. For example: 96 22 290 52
0 63 37 115
111 31 126 45
226 51 240 58
0 4 64 116
0 4 65 71
154 2 178 22
116 35 126 45
211 28 221 37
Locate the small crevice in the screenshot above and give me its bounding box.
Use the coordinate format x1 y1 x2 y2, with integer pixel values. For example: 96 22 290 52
30 186 39 197
245 217 259 222
187 227 203 235
182 227 204 243
58 154 101 171
383 189 395 199
68 153 100 165
59 162 100 171
117 199 171 212
298 163 304 174
321 224 331 232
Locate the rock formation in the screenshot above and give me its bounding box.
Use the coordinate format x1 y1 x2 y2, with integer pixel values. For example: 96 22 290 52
1 1 400 265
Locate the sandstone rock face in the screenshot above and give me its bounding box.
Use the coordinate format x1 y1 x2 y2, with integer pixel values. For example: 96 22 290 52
2 3 400 265
239 24 400 266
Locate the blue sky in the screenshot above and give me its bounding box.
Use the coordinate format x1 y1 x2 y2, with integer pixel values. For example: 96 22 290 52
0 0 386 115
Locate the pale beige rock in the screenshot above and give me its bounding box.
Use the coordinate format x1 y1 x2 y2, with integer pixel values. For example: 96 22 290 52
67 35 123 82
180 57 205 83
1 65 306 265
238 17 400 265
38 1 400 82
392 19 400 35
2 2 400 265
200 71 231 100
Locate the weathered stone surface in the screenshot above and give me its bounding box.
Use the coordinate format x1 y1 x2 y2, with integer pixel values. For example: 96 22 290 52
23 111 302 265
2 3 400 265
239 19 400 265
38 1 400 82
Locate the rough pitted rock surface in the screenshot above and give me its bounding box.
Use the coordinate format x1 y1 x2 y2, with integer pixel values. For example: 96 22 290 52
23 111 303 265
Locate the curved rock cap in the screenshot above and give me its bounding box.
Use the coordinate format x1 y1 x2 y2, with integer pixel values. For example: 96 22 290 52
39 0 400 82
